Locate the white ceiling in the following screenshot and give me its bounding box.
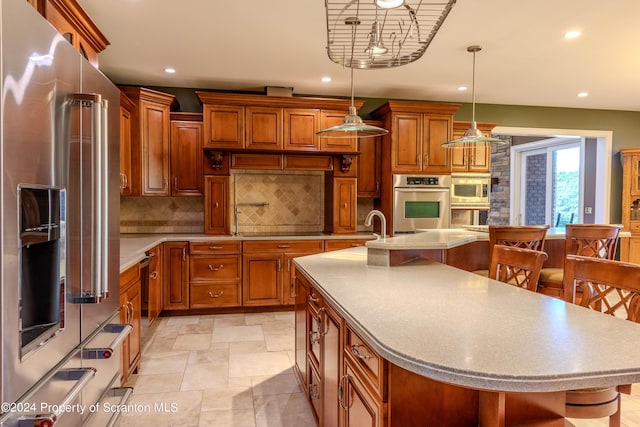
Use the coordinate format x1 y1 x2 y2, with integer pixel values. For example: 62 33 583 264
77 0 640 112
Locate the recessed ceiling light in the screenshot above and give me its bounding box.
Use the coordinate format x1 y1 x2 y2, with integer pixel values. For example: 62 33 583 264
321 76 331 83
564 30 581 39
457 86 468 91
164 68 176 74
577 92 588 98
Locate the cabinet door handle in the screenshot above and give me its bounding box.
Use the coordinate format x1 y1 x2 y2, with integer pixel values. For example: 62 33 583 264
276 259 282 272
182 247 186 262
277 244 291 249
338 374 349 410
308 293 320 303
150 271 158 280
318 307 328 336
287 259 291 272
208 290 224 298
208 264 224 271
209 245 223 250
214 202 219 208
351 344 371 360
174 177 179 191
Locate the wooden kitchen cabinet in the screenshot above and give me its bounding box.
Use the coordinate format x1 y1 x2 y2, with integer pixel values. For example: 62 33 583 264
324 239 369 252
162 241 189 311
342 362 385 427
119 264 141 384
620 148 640 263
245 106 283 151
202 104 244 149
294 274 310 392
319 110 357 153
189 241 242 308
357 134 382 198
204 176 230 235
119 86 175 196
450 121 496 173
325 177 357 234
170 113 203 196
243 240 323 307
34 0 108 67
371 101 459 174
284 108 320 151
119 91 134 196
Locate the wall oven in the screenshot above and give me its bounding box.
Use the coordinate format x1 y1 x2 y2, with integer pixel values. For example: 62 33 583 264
451 208 489 228
393 174 451 234
450 173 491 207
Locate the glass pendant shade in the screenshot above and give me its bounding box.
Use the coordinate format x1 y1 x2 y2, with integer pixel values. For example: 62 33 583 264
365 22 388 56
316 105 388 138
442 45 506 147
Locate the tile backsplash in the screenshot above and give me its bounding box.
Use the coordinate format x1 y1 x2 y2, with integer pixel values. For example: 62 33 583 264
120 171 376 234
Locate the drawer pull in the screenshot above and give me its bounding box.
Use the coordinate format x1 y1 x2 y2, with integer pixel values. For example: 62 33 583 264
351 344 371 361
208 291 224 298
208 264 224 271
209 245 224 250
277 244 291 249
150 271 158 280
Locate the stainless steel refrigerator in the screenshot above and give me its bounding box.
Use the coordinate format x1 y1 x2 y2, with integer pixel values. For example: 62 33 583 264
0 1 130 426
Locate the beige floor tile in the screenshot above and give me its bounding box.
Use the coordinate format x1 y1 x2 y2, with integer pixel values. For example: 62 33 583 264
213 314 247 328
197 409 256 427
173 333 213 351
188 348 229 365
201 386 254 411
144 336 177 353
263 332 294 352
126 373 183 394
166 315 200 326
253 392 315 427
251 373 303 396
274 311 295 321
244 312 276 325
213 325 264 343
138 351 190 375
229 340 268 355
181 360 230 391
229 351 293 378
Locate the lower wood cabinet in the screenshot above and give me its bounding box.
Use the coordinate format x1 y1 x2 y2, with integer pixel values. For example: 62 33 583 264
189 241 242 308
242 240 323 307
119 264 141 384
144 244 162 327
162 241 189 311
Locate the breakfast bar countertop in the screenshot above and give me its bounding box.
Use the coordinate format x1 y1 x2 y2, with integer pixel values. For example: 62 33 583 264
294 246 640 393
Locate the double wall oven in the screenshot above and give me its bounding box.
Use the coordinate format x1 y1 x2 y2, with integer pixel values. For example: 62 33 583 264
393 174 451 234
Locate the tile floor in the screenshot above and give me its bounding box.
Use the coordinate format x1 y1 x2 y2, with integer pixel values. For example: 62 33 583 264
116 310 640 427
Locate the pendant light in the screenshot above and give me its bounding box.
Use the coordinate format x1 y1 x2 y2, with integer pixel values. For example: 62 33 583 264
317 16 388 139
442 45 506 147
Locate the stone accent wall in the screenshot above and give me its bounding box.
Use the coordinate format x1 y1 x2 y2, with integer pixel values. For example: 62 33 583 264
525 153 547 225
488 136 512 225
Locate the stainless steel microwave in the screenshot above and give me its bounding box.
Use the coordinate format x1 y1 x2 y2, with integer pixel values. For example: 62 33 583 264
450 173 490 208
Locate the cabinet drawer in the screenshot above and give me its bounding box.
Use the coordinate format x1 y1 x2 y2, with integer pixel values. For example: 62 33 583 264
345 325 388 400
190 241 241 254
120 264 140 289
629 221 640 232
190 255 241 281
243 240 324 253
190 282 241 308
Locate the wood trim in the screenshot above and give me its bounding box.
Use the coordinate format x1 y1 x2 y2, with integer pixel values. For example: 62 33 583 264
42 0 109 53
119 86 176 106
371 100 460 117
196 91 364 110
231 153 283 170
170 112 203 122
283 154 333 171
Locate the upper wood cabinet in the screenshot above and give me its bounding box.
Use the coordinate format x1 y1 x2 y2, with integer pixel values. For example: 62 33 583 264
325 177 357 234
119 92 135 196
204 176 230 235
32 0 109 67
119 86 175 196
371 101 460 174
197 92 361 154
357 128 382 198
202 104 244 149
450 121 496 173
620 148 640 264
170 113 203 196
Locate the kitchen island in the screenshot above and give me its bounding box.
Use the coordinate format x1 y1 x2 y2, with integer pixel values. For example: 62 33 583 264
293 246 640 426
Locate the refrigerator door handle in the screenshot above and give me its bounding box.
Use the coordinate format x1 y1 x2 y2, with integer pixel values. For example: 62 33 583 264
67 93 108 304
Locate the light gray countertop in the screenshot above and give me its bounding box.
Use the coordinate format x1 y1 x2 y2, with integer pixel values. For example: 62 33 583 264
119 233 376 272
294 246 640 393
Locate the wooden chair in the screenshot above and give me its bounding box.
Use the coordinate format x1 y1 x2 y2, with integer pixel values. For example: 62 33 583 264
562 254 640 426
538 224 623 297
472 225 550 280
488 245 548 291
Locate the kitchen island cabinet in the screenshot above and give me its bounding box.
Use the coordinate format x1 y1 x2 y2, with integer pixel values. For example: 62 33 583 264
294 246 640 425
